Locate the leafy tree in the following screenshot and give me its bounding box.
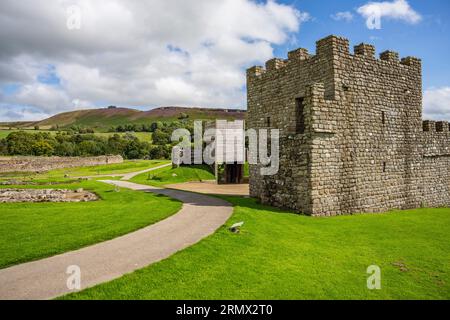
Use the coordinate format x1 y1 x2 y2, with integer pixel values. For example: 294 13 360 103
77 140 103 156
107 134 126 155
55 141 75 156
123 136 151 159
178 112 189 120
6 131 35 155
0 138 7 155
149 145 170 159
152 129 171 146
150 121 164 132
32 140 54 156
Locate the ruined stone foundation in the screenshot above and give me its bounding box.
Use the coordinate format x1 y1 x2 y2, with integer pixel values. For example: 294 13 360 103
0 155 123 173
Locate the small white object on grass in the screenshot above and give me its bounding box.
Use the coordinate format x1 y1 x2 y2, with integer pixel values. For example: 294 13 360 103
229 221 244 233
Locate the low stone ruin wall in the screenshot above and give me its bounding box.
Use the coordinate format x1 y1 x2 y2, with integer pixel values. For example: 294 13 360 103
0 188 98 203
0 155 123 173
0 178 87 186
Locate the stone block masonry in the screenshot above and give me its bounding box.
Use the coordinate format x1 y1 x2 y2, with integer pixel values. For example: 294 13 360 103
247 35 450 216
0 188 98 203
0 155 123 173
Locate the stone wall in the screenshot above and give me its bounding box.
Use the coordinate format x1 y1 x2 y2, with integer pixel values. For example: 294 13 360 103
0 155 123 173
247 35 450 216
0 188 98 203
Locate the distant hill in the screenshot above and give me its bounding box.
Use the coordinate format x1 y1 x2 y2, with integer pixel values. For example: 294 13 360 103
2 107 247 131
0 121 36 129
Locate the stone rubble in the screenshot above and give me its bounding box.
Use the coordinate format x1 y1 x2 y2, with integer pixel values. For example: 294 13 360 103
0 188 98 203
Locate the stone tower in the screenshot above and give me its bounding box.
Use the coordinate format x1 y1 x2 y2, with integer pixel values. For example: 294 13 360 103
247 35 450 216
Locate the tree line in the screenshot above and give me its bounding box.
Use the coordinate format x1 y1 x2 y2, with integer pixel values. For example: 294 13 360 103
110 120 193 134
109 120 195 149
0 131 172 160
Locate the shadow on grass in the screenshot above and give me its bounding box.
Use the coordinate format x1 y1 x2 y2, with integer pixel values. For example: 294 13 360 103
217 195 301 217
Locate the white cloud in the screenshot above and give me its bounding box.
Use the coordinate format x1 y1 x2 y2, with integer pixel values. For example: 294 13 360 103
423 87 450 121
10 83 71 113
0 0 307 121
0 105 50 122
331 11 354 22
298 12 312 23
357 0 422 28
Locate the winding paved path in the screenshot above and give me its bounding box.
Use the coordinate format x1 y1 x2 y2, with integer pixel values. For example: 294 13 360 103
0 180 232 300
77 162 172 180
120 163 172 180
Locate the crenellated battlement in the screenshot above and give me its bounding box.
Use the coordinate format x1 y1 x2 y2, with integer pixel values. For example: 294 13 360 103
422 120 450 158
246 65 266 77
436 121 450 132
265 58 288 71
247 35 422 80
423 120 436 132
423 120 450 133
288 48 310 61
401 56 422 67
380 50 399 62
354 43 376 58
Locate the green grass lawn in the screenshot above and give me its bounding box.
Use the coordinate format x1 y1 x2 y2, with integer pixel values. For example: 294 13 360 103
87 132 153 142
0 130 14 139
43 160 169 178
0 160 170 182
63 197 450 300
0 180 181 269
130 165 215 187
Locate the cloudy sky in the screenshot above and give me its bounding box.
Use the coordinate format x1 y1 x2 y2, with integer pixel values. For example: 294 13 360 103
0 0 449 121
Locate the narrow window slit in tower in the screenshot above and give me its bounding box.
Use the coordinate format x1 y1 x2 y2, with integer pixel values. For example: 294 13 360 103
296 97 305 134
266 116 271 127
382 111 386 125
383 162 387 173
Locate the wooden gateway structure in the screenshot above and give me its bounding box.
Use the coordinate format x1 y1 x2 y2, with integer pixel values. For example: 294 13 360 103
209 120 246 184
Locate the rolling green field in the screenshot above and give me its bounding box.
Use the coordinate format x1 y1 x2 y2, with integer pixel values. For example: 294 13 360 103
130 165 215 186
85 132 153 142
0 130 13 139
0 129 152 142
63 197 450 300
0 180 181 269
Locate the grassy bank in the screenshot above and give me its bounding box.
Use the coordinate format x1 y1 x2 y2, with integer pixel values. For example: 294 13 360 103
130 165 215 187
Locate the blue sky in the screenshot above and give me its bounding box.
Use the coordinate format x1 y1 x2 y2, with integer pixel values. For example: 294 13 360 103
0 0 449 121
273 0 450 90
